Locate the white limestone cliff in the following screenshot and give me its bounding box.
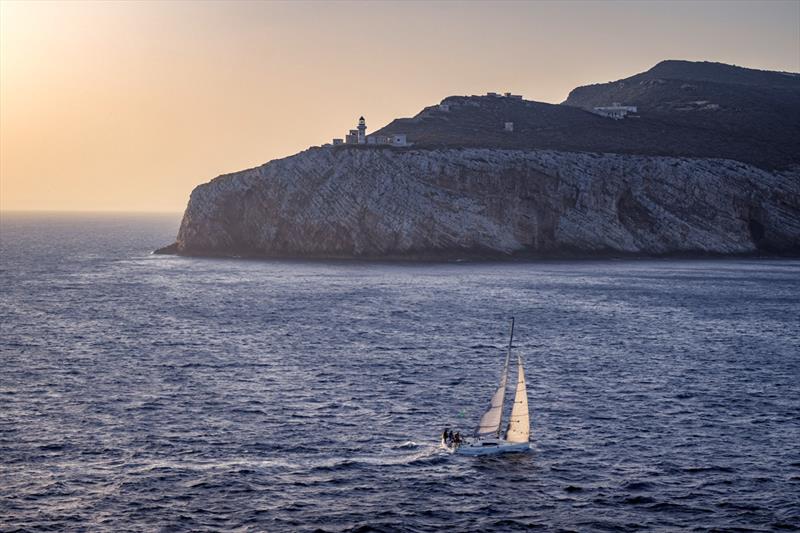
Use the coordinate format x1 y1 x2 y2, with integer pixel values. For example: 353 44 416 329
161 147 800 259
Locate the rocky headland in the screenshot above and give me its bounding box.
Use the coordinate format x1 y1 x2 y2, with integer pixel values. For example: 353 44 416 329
157 60 800 259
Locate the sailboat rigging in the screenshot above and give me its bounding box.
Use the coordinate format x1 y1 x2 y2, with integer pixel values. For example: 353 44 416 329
442 317 531 456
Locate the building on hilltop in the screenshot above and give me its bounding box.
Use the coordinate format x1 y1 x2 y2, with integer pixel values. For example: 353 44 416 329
592 103 638 119
367 133 409 147
389 134 408 147
485 91 523 99
333 117 411 148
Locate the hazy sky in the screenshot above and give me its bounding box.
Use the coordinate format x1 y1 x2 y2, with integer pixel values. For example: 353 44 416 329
1 0 798 212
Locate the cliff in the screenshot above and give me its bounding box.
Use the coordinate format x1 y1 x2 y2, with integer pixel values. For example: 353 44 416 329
157 60 800 260
159 147 800 259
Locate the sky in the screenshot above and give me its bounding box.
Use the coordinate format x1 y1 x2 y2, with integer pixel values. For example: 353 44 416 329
1 0 798 213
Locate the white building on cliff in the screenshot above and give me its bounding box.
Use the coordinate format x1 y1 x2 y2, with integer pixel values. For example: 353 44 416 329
334 117 410 147
592 103 638 119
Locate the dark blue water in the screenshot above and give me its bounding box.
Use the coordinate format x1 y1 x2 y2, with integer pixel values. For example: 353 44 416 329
1 212 799 532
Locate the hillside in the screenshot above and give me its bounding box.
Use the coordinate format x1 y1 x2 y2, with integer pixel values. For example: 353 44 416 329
374 60 800 169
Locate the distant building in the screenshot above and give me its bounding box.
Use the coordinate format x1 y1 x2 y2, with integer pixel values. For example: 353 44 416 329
439 103 451 112
592 103 638 119
357 116 366 144
390 134 408 147
487 91 523 99
504 122 514 132
334 116 411 148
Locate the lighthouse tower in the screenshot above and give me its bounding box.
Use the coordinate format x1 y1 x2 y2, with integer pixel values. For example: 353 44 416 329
357 116 366 144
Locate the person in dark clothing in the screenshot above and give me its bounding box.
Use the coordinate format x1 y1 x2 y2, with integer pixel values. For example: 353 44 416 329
442 428 450 444
454 432 462 445
448 430 455 443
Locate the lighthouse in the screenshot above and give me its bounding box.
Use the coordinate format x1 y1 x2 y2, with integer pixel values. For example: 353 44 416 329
333 116 409 147
357 116 366 144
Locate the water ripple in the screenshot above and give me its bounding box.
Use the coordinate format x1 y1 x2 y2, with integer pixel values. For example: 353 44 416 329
0 214 799 531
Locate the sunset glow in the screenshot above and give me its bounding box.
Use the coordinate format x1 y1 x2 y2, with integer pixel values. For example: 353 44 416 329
1 0 798 212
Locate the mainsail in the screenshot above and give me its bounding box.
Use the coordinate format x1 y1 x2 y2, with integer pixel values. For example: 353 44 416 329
504 354 530 443
474 353 509 437
474 318 514 437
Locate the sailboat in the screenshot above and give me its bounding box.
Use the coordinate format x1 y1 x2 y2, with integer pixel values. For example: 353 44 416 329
443 317 531 456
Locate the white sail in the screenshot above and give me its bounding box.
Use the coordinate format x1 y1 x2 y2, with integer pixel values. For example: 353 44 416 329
504 354 530 443
474 353 509 437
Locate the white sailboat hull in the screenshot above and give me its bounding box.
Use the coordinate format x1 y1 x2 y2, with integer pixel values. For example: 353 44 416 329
454 439 530 456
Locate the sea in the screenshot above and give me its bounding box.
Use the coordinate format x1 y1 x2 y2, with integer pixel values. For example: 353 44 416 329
1 212 799 532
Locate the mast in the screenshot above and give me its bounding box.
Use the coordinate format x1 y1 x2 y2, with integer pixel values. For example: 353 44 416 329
507 317 515 361
474 317 514 438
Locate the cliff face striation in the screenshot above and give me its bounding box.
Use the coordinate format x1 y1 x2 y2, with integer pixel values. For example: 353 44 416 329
160 147 800 259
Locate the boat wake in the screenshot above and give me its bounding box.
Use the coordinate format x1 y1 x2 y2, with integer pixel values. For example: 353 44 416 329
300 444 445 472
374 443 444 465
